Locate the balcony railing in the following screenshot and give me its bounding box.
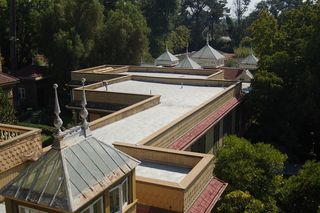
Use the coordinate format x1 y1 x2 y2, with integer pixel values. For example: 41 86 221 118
0 124 36 144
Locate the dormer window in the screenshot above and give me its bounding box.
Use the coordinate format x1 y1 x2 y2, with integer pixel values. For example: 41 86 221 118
109 178 128 213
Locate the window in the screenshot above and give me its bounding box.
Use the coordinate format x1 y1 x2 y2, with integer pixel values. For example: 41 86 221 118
109 178 129 213
19 206 47 213
213 123 220 154
191 135 206 153
81 197 103 213
18 87 26 99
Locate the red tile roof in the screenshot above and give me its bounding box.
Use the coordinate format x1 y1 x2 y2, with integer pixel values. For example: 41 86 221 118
169 95 243 150
0 72 19 87
187 177 227 213
223 68 243 80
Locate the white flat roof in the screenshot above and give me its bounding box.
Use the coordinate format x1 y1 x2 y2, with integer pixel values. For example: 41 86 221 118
123 71 208 79
136 161 190 183
93 80 225 145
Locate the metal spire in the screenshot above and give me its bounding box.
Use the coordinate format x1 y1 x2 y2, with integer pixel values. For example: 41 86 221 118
103 81 108 91
79 78 90 136
186 43 189 57
206 34 210 45
53 84 63 136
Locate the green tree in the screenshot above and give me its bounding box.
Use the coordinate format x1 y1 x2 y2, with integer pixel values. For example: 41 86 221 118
247 3 320 156
279 161 320 213
180 0 228 49
0 88 16 124
216 190 266 213
94 0 149 65
139 0 179 57
38 0 104 83
266 0 303 18
234 0 251 26
214 136 287 200
0 0 9 67
157 26 191 54
249 10 284 56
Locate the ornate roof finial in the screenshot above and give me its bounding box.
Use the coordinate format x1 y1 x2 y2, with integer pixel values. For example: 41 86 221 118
79 78 91 137
166 43 168 51
206 34 210 45
53 84 63 136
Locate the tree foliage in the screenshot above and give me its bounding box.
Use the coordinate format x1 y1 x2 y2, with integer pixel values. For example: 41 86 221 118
215 136 287 200
278 161 320 213
94 0 149 65
180 0 228 49
37 0 104 83
248 3 320 156
140 0 179 57
216 190 266 213
0 88 16 124
249 10 284 56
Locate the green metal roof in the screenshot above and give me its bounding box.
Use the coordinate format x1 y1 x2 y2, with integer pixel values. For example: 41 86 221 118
1 130 140 212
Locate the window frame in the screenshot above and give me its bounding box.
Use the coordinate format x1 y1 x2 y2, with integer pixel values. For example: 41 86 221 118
18 87 26 99
18 205 47 213
80 196 104 213
109 178 129 213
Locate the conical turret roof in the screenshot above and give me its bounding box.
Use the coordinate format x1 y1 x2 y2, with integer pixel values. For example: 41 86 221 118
192 42 225 60
176 55 202 69
241 53 259 65
155 49 179 66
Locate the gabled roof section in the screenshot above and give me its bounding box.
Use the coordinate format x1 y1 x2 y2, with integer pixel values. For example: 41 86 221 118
0 72 19 87
241 54 259 65
155 49 179 66
236 69 254 82
176 56 202 69
1 131 140 212
191 44 225 60
15 65 51 81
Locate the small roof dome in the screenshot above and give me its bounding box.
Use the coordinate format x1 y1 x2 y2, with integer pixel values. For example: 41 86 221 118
176 55 202 69
192 41 225 60
155 49 179 67
241 53 259 65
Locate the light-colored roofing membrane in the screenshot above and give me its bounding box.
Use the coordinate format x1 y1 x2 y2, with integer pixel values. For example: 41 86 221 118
192 43 225 60
0 135 139 212
122 71 207 79
241 53 259 65
93 80 225 145
136 161 190 183
175 55 202 69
